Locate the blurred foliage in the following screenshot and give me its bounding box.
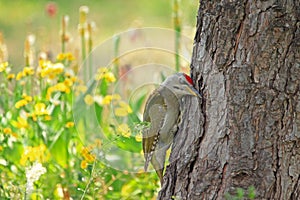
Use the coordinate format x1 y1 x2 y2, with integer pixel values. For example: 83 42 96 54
225 186 256 200
0 0 197 67
0 1 198 199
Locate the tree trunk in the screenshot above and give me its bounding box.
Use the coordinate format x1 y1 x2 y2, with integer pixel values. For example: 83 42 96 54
158 0 299 199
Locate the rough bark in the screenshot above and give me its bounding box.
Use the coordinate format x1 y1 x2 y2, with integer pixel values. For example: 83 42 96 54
158 0 299 199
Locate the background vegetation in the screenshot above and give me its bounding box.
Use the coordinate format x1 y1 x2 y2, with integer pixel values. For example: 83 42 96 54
0 0 197 199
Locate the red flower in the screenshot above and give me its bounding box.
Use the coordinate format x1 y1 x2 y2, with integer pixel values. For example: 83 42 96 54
45 2 57 18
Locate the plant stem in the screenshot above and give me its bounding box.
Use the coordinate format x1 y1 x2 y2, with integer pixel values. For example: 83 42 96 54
87 23 93 80
80 159 96 200
173 0 181 72
113 34 120 77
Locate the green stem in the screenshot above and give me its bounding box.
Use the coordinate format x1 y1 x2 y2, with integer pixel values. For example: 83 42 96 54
113 34 120 77
173 0 181 72
2 73 9 110
81 30 87 83
88 37 92 80
80 159 96 200
175 29 181 72
62 38 65 54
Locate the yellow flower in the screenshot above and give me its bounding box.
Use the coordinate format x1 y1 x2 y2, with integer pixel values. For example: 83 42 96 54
39 60 51 69
40 62 64 79
81 146 96 163
74 84 87 96
16 71 24 80
114 101 133 117
11 132 18 138
119 101 132 112
30 113 37 121
12 116 29 129
47 82 71 100
95 67 116 83
44 115 51 121
114 108 128 117
104 72 116 82
80 160 88 169
65 52 75 61
70 76 77 82
94 94 122 106
117 123 131 138
56 53 65 61
0 146 3 151
0 62 8 72
94 95 111 105
20 144 50 166
56 82 70 93
65 122 74 128
86 153 96 162
23 67 34 76
56 52 75 61
84 94 94 105
112 94 121 100
135 133 142 142
15 99 29 109
64 72 72 78
7 73 15 80
3 127 12 134
102 95 113 105
64 78 73 87
34 103 49 116
22 94 33 102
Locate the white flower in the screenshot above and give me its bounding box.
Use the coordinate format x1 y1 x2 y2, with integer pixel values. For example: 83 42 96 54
25 162 47 195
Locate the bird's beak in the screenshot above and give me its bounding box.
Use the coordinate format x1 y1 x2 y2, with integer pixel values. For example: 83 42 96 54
186 85 202 98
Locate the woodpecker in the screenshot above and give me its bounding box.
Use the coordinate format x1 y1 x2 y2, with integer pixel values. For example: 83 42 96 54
142 72 201 184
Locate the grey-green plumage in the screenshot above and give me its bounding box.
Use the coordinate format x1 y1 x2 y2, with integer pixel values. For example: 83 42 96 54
142 73 201 184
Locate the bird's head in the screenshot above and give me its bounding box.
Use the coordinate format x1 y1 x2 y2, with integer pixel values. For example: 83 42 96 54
161 72 201 98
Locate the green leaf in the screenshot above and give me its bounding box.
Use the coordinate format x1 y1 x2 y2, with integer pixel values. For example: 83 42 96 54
49 129 68 167
248 186 256 199
115 136 141 153
3 142 23 163
94 103 103 125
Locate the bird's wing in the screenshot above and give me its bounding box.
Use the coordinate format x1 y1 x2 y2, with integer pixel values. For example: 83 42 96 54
143 89 165 122
142 89 166 171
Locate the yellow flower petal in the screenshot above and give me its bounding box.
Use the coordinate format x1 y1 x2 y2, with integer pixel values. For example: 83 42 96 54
65 52 75 61
22 94 32 102
3 127 12 134
84 94 94 105
16 72 24 80
0 62 8 72
15 99 28 109
65 122 74 128
7 73 15 80
44 115 51 121
114 107 128 117
104 72 116 83
23 67 34 76
80 160 88 169
115 101 133 116
117 123 131 138
135 133 142 142
101 95 113 105
12 116 29 129
56 53 65 61
34 103 49 115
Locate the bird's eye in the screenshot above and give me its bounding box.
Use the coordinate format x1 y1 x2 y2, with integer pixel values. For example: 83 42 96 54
179 77 185 84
